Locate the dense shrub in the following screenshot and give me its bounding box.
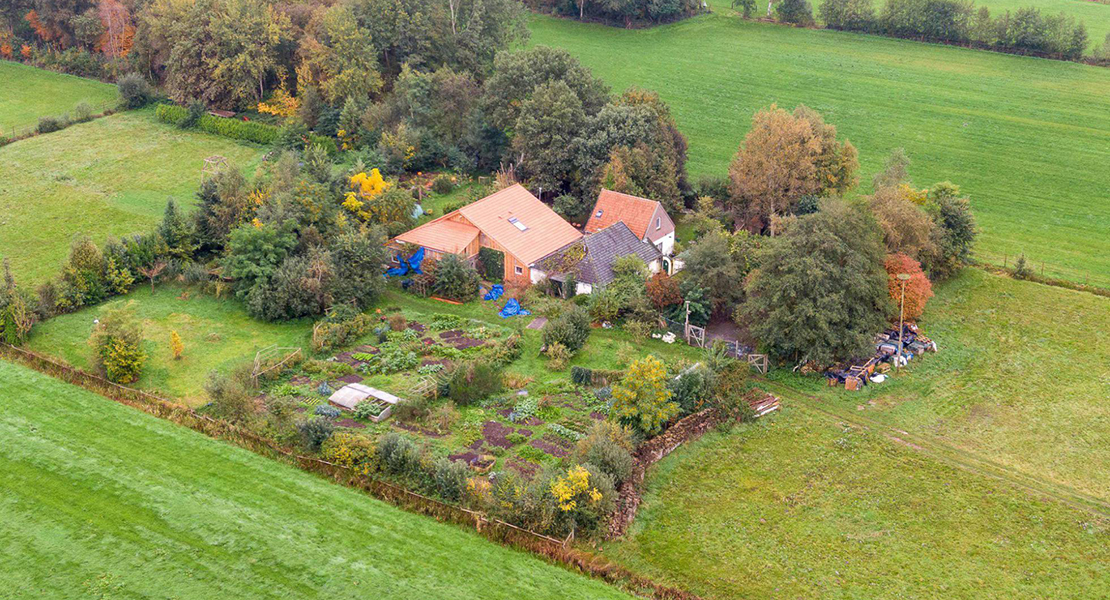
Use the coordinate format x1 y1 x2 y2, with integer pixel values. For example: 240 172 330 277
667 363 717 415
820 0 876 30
157 104 340 148
36 115 67 134
777 0 816 25
610 355 679 437
73 102 94 123
573 422 635 485
88 307 145 384
542 305 591 353
432 254 480 301
298 417 336 452
431 175 456 194
377 432 423 477
434 458 470 501
444 361 504 406
118 73 154 109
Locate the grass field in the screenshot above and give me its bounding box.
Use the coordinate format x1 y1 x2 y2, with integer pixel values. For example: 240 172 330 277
26 285 312 405
529 13 1110 287
603 407 1110 599
0 109 267 286
770 268 1110 505
0 61 118 134
0 360 633 599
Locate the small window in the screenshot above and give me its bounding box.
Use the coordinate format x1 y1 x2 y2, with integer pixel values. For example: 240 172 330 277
656 216 662 230
595 209 603 218
508 217 527 231
514 266 524 275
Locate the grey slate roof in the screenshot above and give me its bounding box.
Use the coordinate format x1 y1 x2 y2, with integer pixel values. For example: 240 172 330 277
537 221 662 287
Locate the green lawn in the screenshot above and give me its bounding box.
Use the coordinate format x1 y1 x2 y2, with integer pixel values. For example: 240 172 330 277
26 285 312 405
603 407 1110 599
0 360 634 599
0 61 118 134
529 13 1110 287
0 109 267 286
769 268 1110 504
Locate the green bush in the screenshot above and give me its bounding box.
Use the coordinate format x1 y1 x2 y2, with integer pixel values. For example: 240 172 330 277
37 115 68 134
73 102 94 123
542 305 591 354
445 361 503 406
156 103 327 147
298 417 336 452
434 458 470 501
776 0 815 24
378 432 422 477
431 175 456 194
353 400 385 419
570 366 593 386
432 254 480 301
88 307 145 383
118 73 153 109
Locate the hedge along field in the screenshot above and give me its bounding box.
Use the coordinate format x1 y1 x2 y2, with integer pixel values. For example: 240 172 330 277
528 12 1110 287
602 408 1110 599
0 61 118 134
0 108 266 286
0 360 635 600
717 0 1110 51
771 268 1110 505
26 284 312 406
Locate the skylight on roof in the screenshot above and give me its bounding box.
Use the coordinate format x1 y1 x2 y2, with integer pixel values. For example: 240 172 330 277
508 217 527 231
595 209 603 218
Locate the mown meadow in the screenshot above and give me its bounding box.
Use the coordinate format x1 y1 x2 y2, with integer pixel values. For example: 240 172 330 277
0 109 267 286
603 406 1110 599
529 11 1110 286
771 268 1110 505
0 61 118 134
0 360 635 600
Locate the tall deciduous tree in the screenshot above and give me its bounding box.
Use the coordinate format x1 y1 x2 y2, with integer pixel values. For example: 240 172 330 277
512 80 587 194
297 4 382 106
481 46 610 132
742 198 890 365
728 104 858 236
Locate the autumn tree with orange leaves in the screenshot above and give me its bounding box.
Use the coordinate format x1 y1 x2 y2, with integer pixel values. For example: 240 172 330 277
884 253 933 321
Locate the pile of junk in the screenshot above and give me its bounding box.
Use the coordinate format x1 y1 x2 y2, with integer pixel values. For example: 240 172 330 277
825 323 938 391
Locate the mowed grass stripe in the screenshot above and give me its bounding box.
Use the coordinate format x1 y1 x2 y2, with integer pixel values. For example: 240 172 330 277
602 408 1110 599
0 61 118 133
0 360 634 600
0 109 266 286
529 14 1110 285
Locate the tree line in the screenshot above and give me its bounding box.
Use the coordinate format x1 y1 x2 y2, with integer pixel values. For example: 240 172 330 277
739 0 1110 63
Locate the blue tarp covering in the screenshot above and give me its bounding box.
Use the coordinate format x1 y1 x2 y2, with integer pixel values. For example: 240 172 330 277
386 246 426 277
483 284 504 301
498 298 531 318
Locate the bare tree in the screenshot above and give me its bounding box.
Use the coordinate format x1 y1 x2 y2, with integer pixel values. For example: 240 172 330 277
138 261 167 294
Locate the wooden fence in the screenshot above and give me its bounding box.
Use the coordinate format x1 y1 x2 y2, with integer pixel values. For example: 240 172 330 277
661 316 769 374
0 343 701 600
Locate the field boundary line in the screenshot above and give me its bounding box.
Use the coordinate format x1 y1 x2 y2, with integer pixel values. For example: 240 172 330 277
0 343 702 600
763 381 1110 519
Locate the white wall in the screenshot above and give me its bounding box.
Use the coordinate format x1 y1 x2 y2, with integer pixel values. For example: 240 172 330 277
653 231 676 257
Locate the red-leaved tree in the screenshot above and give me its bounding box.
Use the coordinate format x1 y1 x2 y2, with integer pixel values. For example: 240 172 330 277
646 271 682 309
885 253 933 320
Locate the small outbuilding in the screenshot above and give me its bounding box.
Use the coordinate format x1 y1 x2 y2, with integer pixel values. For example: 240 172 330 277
531 221 663 296
585 189 676 257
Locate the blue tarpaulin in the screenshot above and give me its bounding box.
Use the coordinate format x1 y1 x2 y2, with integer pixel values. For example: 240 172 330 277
498 298 530 318
483 284 504 301
387 247 426 277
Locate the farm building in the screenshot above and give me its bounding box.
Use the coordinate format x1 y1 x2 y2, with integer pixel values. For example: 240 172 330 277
531 221 663 295
390 184 582 285
585 189 676 258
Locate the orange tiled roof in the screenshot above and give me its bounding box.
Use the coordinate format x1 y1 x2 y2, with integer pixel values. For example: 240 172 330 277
458 184 582 265
394 218 480 255
584 189 662 239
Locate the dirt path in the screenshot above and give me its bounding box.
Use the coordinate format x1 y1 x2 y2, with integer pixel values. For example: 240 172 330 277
762 380 1110 520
